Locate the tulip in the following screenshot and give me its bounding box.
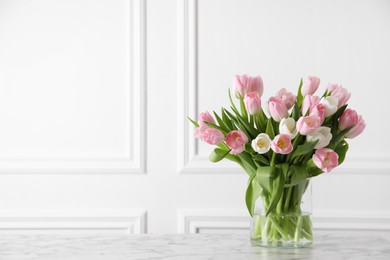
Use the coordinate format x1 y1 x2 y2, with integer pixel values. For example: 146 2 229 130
338 109 359 131
226 130 248 154
312 148 339 172
346 116 366 139
244 92 261 115
279 118 298 139
194 111 216 140
271 134 293 154
233 75 264 98
310 104 326 125
251 133 271 154
320 96 338 117
268 97 289 122
301 76 320 96
201 128 225 145
197 111 215 128
296 115 321 135
276 88 296 110
306 127 332 149
327 83 351 107
302 95 320 115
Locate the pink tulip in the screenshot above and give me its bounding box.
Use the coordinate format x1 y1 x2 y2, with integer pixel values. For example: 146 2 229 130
310 104 326 125
338 109 359 131
226 130 248 154
202 128 225 145
301 76 320 96
268 97 289 122
233 75 264 98
276 88 296 110
312 148 339 172
302 95 320 115
346 115 366 139
327 83 351 107
244 92 262 115
194 111 216 140
194 127 205 140
296 115 321 135
270 134 293 154
198 111 215 128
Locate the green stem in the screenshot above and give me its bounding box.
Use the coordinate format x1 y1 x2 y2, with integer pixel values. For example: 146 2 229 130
286 133 301 163
284 187 293 212
252 215 262 238
270 153 276 167
269 217 289 241
294 216 303 242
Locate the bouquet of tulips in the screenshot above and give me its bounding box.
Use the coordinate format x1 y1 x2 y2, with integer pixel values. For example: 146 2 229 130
189 75 365 246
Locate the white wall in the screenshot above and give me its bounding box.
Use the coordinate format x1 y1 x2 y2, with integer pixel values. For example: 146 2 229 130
0 0 390 234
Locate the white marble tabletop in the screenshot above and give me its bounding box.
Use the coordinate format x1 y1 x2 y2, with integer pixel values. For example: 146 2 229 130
0 231 389 260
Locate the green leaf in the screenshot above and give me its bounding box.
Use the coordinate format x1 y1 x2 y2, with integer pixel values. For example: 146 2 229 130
335 140 349 165
230 107 257 138
252 154 270 166
330 105 348 135
290 141 318 159
223 109 251 138
265 119 275 139
222 108 235 130
237 152 257 175
209 148 231 163
296 78 304 108
239 96 248 121
284 165 308 187
244 143 255 154
291 103 301 121
256 166 273 195
187 117 199 127
245 174 262 217
266 167 286 216
257 108 268 133
228 89 239 113
213 111 230 133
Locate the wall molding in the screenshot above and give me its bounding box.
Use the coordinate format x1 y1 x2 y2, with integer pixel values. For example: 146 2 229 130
178 209 390 234
177 0 389 174
0 209 147 234
0 0 147 174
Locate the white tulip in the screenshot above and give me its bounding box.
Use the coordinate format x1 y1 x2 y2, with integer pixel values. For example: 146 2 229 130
320 96 338 117
251 133 271 154
306 127 332 149
279 117 298 139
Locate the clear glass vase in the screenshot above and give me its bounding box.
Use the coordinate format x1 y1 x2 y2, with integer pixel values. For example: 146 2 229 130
250 180 312 248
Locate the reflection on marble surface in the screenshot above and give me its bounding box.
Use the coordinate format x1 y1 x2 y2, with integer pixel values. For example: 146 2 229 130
0 231 389 260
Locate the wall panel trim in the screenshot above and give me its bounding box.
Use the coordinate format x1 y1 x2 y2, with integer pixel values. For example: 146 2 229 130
0 0 147 174
0 209 147 234
178 209 390 234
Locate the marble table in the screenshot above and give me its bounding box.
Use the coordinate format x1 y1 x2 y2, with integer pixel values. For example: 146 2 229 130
1 231 390 260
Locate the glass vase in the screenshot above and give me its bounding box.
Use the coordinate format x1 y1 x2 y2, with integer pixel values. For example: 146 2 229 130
250 180 312 248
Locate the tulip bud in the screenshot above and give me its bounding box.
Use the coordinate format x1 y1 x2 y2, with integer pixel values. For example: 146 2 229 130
346 116 366 139
338 109 359 131
301 76 320 96
276 88 296 110
232 75 264 99
268 97 289 122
